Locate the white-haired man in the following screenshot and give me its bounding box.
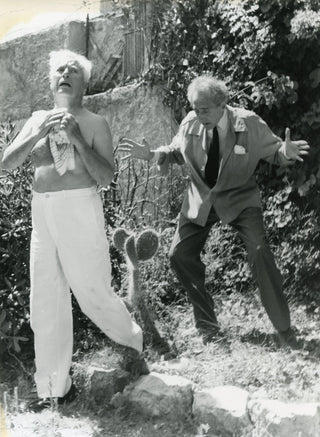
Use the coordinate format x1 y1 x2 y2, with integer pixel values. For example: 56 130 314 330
2 49 146 411
119 76 310 346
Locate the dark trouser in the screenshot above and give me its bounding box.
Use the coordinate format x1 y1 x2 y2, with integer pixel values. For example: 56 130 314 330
169 207 290 333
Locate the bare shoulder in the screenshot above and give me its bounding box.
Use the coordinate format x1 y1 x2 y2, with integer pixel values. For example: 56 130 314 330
78 109 112 154
79 109 111 139
81 109 110 127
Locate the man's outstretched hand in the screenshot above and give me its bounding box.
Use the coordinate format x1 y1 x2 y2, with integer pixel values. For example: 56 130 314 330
118 138 153 161
284 128 310 162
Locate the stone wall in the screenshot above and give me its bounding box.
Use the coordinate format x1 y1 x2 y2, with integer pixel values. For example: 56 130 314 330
84 83 177 148
0 9 178 208
0 13 127 123
87 14 126 94
0 20 86 121
0 83 178 190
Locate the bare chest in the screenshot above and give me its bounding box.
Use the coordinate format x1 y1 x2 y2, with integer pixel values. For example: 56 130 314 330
31 137 53 165
30 126 94 167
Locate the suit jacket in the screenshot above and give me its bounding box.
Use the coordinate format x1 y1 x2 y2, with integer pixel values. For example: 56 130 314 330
156 105 293 226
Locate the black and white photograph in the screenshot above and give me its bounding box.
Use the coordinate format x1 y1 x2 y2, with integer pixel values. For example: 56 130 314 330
0 1 319 436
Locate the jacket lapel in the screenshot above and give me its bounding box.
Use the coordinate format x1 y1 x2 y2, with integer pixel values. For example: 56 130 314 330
219 106 247 175
184 118 208 176
183 108 249 192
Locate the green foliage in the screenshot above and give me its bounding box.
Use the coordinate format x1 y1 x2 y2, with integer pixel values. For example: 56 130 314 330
136 0 320 305
204 224 252 297
146 0 320 196
263 186 320 304
0 123 33 355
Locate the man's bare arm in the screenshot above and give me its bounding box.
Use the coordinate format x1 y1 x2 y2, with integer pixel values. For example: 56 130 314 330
118 137 184 166
1 110 65 170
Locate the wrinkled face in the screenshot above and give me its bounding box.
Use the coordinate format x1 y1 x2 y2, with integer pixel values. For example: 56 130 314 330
50 60 87 98
191 92 226 130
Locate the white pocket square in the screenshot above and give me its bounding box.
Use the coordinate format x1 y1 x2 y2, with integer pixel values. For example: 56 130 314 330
234 145 247 155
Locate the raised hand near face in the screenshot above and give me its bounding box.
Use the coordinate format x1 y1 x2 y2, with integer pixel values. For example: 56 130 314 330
33 109 66 138
118 138 153 161
284 127 310 162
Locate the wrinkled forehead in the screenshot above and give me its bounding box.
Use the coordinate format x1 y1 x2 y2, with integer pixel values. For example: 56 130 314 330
50 58 84 77
191 91 217 108
56 59 81 71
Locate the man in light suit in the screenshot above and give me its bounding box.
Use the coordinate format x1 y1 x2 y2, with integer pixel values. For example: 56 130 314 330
119 76 310 345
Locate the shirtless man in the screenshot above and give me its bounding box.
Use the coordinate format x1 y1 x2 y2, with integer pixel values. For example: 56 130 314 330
1 50 145 411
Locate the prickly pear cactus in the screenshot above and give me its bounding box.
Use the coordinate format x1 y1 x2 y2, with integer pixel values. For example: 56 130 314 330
136 229 159 261
112 227 169 354
112 228 132 252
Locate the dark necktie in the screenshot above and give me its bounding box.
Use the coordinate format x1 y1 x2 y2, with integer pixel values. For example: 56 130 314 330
205 127 220 188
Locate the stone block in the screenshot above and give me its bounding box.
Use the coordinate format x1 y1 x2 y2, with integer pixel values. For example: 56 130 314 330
248 398 320 437
193 385 252 436
87 366 131 404
124 371 193 420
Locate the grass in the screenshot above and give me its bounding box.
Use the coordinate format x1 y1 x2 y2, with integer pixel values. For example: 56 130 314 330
1 291 320 436
155 293 320 403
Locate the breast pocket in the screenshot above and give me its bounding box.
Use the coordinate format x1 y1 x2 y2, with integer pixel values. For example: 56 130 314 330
230 152 251 183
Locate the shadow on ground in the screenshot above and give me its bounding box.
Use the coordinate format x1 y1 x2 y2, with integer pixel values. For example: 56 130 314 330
240 328 320 360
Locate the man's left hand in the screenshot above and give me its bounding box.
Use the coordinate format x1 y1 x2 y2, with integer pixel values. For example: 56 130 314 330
284 127 310 162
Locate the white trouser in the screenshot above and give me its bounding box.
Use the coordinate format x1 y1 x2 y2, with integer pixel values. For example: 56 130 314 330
30 187 142 398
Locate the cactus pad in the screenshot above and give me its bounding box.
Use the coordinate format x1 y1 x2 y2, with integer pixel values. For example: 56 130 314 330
125 234 138 264
136 229 159 261
112 228 131 251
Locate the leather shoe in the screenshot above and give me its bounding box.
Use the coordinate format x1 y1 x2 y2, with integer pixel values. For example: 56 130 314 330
120 350 149 377
278 327 300 349
26 383 77 412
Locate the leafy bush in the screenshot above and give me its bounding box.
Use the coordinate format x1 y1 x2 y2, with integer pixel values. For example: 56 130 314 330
137 0 320 305
0 122 33 356
263 186 320 305
146 0 320 197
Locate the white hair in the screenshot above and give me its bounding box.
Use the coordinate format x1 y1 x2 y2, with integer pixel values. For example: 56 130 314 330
49 49 92 83
187 76 229 106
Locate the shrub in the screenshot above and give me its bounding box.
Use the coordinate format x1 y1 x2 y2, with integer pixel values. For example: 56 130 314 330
136 0 320 306
0 122 33 356
146 0 320 198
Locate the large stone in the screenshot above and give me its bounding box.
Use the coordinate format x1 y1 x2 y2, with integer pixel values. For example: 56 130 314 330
193 385 252 436
124 371 193 420
248 398 320 437
87 366 131 404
